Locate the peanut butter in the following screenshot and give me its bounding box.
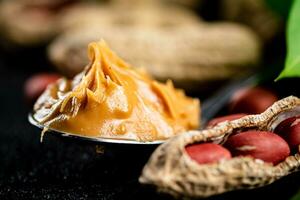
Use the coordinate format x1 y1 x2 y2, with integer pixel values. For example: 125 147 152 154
33 40 200 141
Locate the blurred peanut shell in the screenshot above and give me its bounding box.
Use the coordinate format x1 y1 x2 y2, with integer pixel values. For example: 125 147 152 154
59 2 201 32
0 0 80 46
163 0 201 7
48 23 261 90
0 1 108 46
140 96 300 198
58 2 120 31
220 0 281 42
112 0 201 7
0 0 60 46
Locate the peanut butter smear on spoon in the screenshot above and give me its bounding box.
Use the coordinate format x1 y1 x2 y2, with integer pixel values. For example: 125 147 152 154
33 40 200 142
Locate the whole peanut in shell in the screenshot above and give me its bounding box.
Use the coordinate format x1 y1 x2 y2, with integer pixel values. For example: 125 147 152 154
207 113 247 128
185 143 232 164
229 87 278 114
275 116 300 151
224 131 290 165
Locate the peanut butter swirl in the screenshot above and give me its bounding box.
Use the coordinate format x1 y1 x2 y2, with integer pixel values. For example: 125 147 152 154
33 40 200 141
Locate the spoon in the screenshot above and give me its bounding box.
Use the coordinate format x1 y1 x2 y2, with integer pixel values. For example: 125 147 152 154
28 113 165 145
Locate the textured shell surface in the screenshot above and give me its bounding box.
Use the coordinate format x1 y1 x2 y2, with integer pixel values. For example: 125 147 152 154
140 96 300 198
48 23 260 88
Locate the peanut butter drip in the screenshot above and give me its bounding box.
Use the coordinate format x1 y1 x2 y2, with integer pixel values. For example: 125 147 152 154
33 40 200 141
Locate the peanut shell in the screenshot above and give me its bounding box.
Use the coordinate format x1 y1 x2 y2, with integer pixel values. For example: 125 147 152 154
140 96 300 198
220 0 281 42
48 23 260 90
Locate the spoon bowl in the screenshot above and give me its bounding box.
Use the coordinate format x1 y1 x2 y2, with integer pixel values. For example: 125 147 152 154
28 113 165 146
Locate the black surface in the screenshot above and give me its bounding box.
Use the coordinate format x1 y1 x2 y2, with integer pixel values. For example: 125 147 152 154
0 47 300 200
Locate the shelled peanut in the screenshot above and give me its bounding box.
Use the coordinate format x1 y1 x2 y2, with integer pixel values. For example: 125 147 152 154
229 86 278 114
185 143 231 164
224 131 290 165
206 86 278 129
275 116 300 151
24 73 61 103
206 113 247 128
187 119 300 166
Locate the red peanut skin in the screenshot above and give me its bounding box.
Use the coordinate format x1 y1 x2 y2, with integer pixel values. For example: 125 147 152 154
229 87 278 114
275 116 300 151
24 73 61 102
224 131 290 165
207 113 247 128
185 143 232 164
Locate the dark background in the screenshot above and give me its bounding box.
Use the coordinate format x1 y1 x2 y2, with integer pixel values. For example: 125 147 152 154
1 1 300 199
0 41 300 200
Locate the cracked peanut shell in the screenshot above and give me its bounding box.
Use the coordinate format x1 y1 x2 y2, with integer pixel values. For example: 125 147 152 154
140 96 300 198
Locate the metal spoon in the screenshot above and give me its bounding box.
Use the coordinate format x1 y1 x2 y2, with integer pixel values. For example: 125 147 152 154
28 113 165 145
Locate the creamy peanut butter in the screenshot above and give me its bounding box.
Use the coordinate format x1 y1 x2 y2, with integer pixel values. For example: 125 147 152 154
33 40 200 141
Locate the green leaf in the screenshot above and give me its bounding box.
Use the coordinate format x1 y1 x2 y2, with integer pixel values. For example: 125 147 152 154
276 0 300 80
